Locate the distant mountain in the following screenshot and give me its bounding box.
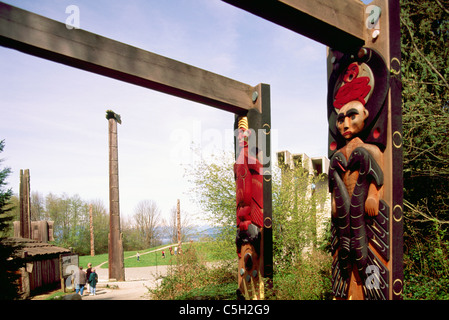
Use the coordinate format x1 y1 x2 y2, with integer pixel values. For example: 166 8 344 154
158 225 222 244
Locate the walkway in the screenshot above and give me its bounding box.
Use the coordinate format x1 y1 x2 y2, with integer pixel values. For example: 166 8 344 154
82 244 175 300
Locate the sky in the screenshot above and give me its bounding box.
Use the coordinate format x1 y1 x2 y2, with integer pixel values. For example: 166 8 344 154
0 0 369 224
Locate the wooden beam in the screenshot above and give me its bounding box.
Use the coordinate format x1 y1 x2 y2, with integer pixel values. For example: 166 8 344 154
222 0 365 52
0 2 256 114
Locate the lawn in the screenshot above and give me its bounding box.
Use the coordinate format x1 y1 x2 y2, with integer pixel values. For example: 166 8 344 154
78 242 218 269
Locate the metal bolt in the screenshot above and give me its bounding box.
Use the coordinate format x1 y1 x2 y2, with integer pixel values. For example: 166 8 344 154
252 91 259 103
252 270 258 278
240 268 245 276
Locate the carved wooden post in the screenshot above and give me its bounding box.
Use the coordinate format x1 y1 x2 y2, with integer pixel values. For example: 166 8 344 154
223 0 403 301
327 0 402 300
89 204 95 257
19 169 31 239
106 110 125 281
177 199 182 254
234 83 272 300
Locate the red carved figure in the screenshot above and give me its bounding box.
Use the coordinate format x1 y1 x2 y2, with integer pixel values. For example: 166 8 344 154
234 116 264 299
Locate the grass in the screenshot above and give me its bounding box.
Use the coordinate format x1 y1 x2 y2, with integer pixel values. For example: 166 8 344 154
78 243 210 269
150 243 238 300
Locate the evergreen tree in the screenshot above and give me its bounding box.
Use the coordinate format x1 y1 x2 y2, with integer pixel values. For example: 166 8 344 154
0 140 22 299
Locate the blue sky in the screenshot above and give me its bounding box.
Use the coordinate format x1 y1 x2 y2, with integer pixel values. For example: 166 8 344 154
0 0 347 223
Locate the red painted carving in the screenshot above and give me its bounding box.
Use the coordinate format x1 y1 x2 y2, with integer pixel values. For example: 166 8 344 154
234 123 264 233
333 63 372 109
234 116 265 300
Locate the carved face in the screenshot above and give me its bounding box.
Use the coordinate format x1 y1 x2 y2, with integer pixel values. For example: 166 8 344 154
343 62 359 83
238 128 251 147
336 100 369 140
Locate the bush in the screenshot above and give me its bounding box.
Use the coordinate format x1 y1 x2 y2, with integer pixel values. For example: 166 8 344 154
150 243 237 300
270 250 332 300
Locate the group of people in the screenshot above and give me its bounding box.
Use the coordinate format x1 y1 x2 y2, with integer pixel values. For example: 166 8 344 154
73 263 98 296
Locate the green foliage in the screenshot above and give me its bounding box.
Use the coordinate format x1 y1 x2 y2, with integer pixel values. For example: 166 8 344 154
270 251 332 300
40 194 110 255
0 140 22 299
401 0 449 299
185 148 236 229
150 244 237 300
271 163 329 273
181 149 332 300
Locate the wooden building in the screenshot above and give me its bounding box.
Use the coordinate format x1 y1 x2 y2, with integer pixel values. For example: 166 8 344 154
3 237 71 298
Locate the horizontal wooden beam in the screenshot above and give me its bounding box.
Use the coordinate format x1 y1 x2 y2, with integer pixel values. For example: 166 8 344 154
222 0 365 52
0 2 256 114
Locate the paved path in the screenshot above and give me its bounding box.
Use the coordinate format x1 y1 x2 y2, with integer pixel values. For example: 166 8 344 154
81 245 175 300
81 265 170 300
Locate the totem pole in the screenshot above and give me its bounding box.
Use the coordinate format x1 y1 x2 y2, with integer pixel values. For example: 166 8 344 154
234 84 273 300
19 169 31 239
326 0 403 300
106 110 125 282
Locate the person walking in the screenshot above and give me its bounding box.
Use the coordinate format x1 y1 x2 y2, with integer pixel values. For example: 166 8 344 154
85 263 92 293
88 268 98 296
73 266 87 295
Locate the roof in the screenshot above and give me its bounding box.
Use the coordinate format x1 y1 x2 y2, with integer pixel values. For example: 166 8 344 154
2 237 71 258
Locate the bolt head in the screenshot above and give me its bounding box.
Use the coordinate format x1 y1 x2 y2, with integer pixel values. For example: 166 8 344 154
252 91 259 102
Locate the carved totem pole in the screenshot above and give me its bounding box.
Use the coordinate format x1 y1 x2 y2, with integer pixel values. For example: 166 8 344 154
106 110 125 282
234 84 273 300
327 1 403 300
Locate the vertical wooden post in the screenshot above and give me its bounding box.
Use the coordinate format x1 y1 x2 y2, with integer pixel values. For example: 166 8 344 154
106 110 125 282
19 169 31 239
234 83 272 300
89 204 95 257
177 199 182 254
326 0 403 300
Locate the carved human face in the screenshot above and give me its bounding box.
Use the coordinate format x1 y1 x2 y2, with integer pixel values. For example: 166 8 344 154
238 128 251 147
336 100 369 140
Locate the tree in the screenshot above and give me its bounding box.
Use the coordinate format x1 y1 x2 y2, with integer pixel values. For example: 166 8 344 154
401 0 449 299
185 149 236 259
186 148 331 262
132 200 162 248
272 160 329 272
30 191 45 221
90 199 109 254
0 140 22 299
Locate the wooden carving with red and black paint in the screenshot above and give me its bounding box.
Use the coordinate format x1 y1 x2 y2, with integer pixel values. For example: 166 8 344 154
234 84 272 300
326 0 403 300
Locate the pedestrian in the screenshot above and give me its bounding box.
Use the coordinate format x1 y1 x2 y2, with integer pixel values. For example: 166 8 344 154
88 268 98 296
73 266 87 295
85 263 92 293
137 252 140 261
162 250 165 259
